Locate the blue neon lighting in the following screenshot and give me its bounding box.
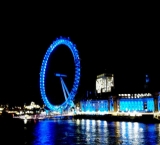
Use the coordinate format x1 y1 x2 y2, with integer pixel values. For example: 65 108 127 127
145 74 149 83
39 37 80 111
80 97 155 113
80 100 108 112
158 96 160 111
55 73 67 77
119 98 154 112
60 78 68 101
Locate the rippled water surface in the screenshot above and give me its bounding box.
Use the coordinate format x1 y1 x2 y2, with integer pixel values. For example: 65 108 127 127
1 119 160 144
26 119 160 145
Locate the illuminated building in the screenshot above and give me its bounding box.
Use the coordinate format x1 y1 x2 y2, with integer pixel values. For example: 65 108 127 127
79 73 160 115
118 93 154 112
24 102 40 110
80 100 108 113
96 73 114 93
80 93 160 114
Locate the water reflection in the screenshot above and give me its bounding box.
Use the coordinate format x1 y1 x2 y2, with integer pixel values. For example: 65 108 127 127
28 119 160 145
24 119 27 124
33 120 56 145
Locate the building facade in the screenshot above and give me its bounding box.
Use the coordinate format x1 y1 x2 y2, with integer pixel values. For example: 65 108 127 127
79 73 160 114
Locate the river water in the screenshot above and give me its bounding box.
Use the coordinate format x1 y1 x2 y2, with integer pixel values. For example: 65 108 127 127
1 119 160 145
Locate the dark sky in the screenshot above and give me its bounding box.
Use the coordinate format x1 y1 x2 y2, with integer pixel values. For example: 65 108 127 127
0 3 159 106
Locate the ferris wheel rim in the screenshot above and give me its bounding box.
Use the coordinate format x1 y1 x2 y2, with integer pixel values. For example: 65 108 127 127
39 37 80 111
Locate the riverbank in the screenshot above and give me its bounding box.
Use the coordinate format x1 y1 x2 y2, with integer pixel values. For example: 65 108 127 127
73 114 160 123
1 112 160 123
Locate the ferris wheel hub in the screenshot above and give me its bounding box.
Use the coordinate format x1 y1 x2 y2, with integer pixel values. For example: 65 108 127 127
55 73 67 77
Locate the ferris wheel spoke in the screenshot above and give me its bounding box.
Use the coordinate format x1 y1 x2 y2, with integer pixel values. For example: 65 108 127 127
60 77 68 101
61 78 70 98
61 79 75 108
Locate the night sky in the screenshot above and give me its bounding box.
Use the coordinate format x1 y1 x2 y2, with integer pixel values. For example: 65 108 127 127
0 3 159 106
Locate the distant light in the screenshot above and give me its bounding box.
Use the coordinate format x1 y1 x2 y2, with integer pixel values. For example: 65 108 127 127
24 119 27 124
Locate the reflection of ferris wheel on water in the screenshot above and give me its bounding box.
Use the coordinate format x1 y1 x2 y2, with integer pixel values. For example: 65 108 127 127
39 37 80 112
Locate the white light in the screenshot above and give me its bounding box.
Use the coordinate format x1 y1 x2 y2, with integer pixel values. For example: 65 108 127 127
129 113 135 116
24 119 27 124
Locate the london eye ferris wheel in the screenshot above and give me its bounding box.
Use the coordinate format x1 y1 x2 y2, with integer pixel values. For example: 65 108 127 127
39 37 81 112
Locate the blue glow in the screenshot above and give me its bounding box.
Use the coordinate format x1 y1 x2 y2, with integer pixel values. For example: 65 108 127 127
39 37 81 111
55 73 67 77
119 98 154 112
146 74 149 83
60 77 68 101
110 99 114 111
158 96 160 111
146 78 149 83
33 121 56 145
80 100 108 113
